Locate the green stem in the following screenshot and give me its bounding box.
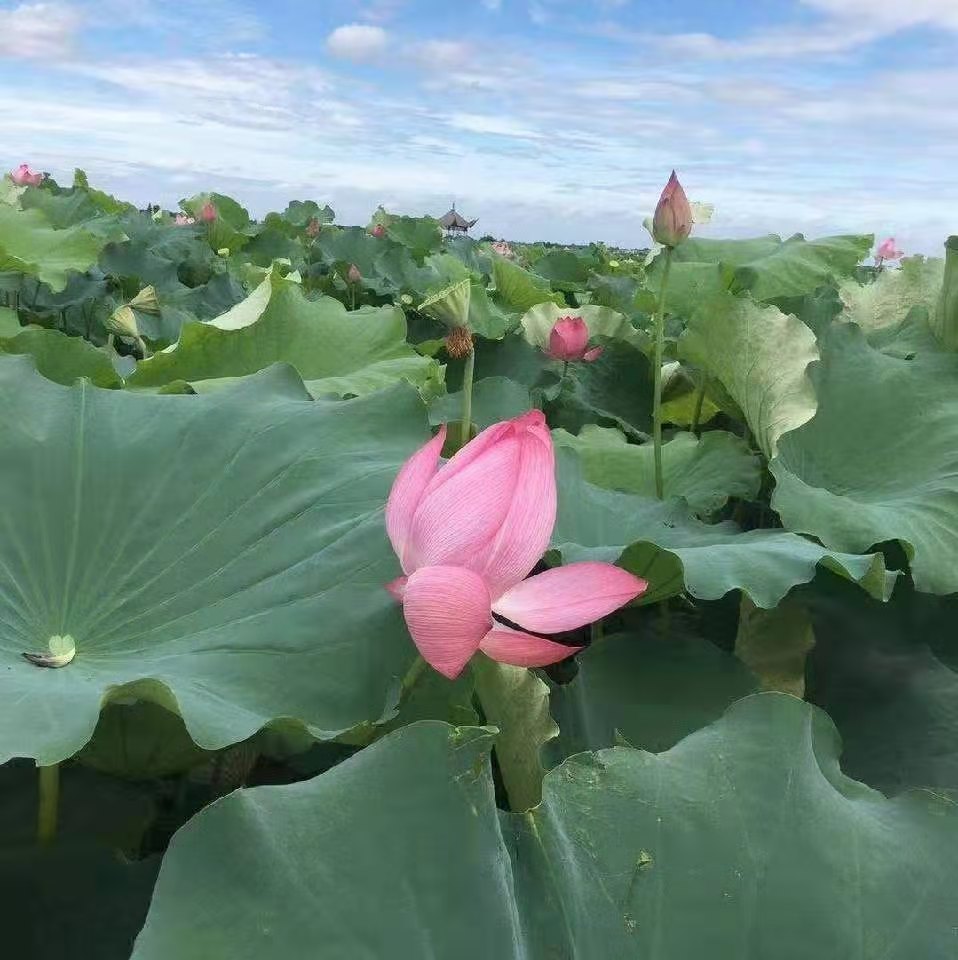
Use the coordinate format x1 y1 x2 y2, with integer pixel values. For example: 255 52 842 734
690 374 709 436
349 285 356 312
651 248 674 499
37 762 59 845
460 346 475 449
400 655 426 700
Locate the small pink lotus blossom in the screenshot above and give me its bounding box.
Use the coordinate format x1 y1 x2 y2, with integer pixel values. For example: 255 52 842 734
174 214 195 226
545 316 603 363
347 263 362 284
876 237 903 264
385 411 647 678
370 223 386 238
306 217 321 238
199 202 217 223
491 241 515 259
10 164 43 187
652 170 692 248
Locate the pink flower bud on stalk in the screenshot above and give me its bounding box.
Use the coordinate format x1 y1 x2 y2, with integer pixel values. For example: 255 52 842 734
384 412 648 677
652 171 693 248
545 316 602 363
875 237 903 268
305 217 320 238
10 164 43 187
347 263 362 284
370 223 386 238
199 202 217 223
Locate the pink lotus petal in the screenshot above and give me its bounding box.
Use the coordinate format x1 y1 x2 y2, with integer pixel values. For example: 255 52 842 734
402 565 492 678
385 425 446 572
546 316 589 361
480 624 582 668
470 411 556 599
582 346 603 362
493 562 647 633
405 428 520 572
385 576 408 601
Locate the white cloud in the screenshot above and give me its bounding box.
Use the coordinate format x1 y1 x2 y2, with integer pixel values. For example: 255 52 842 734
446 113 542 139
326 23 389 61
802 0 958 30
0 2 81 59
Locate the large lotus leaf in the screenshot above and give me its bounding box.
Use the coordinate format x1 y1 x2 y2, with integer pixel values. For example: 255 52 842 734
520 301 645 351
132 697 958 960
771 321 958 595
932 235 958 350
492 257 565 312
681 290 819 458
531 248 597 290
805 575 958 795
552 452 896 607
668 233 873 301
270 199 334 231
0 358 430 764
549 623 756 761
0 205 118 292
0 326 121 388
553 424 760 515
383 215 443 261
429 376 533 430
316 225 384 280
127 273 436 394
839 256 943 333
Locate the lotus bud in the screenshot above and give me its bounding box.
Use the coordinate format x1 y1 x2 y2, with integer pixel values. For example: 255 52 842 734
875 237 903 265
651 171 693 248
371 223 386 238
347 263 362 284
199 201 217 223
10 164 43 187
545 316 602 363
305 217 321 238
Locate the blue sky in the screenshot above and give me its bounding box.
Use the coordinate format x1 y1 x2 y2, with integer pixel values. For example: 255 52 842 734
1 0 956 253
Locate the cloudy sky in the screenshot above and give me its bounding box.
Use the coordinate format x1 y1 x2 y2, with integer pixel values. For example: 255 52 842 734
1 0 956 252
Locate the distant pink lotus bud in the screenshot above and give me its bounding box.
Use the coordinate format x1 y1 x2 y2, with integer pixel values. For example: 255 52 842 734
876 237 903 263
383 412 647 678
545 316 603 363
370 223 386 238
652 170 693 248
491 241 515 259
347 263 362 284
306 217 321 238
199 202 217 223
10 164 43 187
174 214 195 226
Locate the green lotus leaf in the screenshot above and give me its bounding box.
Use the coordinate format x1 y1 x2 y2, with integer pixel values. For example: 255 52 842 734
0 325 122 388
0 205 119 292
0 358 430 764
552 452 896 607
771 321 958 594
932 235 958 350
492 257 565 312
132 697 958 959
554 424 760 515
127 272 437 395
681 290 819 458
839 255 943 333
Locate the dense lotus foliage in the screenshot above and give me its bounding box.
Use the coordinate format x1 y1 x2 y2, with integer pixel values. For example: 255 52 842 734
1 166 958 958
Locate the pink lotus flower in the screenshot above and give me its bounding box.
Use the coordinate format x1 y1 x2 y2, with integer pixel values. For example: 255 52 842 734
347 263 362 284
370 223 386 238
652 170 692 248
199 202 217 223
10 164 43 187
385 411 647 678
491 240 515 259
174 214 195 226
545 316 603 363
876 237 903 263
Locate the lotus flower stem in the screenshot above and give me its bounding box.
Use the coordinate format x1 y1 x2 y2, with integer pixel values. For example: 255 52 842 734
400 654 426 699
460 347 475 449
690 375 709 436
651 248 674 498
36 762 59 845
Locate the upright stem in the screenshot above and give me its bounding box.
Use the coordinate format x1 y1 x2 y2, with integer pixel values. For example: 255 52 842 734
690 375 709 436
400 655 426 700
651 248 674 499
460 347 475 449
36 762 60 845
